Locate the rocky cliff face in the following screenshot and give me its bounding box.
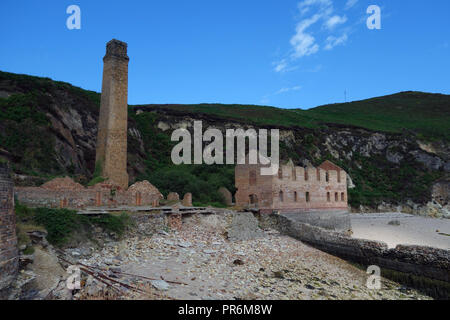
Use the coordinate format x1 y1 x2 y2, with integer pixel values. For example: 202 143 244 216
0 71 448 216
139 107 449 217
0 72 146 185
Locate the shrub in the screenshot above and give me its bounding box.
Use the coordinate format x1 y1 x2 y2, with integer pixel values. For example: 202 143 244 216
90 213 130 237
34 208 89 245
15 204 132 246
87 161 106 186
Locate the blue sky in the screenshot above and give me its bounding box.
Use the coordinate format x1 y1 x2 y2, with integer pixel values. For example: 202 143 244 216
0 0 449 109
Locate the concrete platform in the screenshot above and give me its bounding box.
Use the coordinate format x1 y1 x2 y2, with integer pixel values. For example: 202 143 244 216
281 210 351 231
77 205 208 215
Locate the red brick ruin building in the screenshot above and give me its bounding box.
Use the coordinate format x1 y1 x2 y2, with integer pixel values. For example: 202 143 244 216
15 178 163 209
235 160 348 214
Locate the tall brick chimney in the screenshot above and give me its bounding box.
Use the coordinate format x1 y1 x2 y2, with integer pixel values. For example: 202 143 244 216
95 39 129 189
0 162 18 295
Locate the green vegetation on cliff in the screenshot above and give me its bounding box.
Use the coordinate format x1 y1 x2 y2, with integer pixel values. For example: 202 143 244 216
15 203 130 246
135 90 450 140
0 71 100 176
1 70 449 208
128 110 234 206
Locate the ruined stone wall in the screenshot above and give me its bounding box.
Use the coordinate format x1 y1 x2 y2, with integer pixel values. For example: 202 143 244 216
130 213 167 236
96 39 129 189
235 162 273 209
272 165 347 212
15 187 97 208
235 160 348 213
15 179 161 209
265 213 450 283
0 163 18 292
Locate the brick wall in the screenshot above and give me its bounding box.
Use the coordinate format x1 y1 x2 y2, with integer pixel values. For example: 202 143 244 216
96 39 130 189
0 163 18 292
235 160 348 213
15 178 162 209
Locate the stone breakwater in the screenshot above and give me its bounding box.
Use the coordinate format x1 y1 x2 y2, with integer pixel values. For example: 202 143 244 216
0 163 18 295
260 213 450 283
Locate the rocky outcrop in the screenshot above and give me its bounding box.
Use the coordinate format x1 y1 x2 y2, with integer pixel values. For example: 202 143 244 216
1 72 448 215
0 73 147 184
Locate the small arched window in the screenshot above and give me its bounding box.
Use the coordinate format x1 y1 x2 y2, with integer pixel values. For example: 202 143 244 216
305 192 310 202
326 171 329 182
327 192 330 202
341 192 345 201
279 191 284 202
294 191 298 202
335 192 338 202
304 170 309 181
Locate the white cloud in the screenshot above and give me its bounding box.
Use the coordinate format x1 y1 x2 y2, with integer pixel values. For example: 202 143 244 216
289 13 323 59
290 30 320 59
273 0 351 73
273 59 299 73
324 15 347 30
298 0 332 14
275 86 302 95
274 59 288 73
345 0 358 10
324 33 348 50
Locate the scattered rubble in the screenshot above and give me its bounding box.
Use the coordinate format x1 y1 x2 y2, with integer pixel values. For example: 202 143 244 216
62 213 430 300
8 212 434 300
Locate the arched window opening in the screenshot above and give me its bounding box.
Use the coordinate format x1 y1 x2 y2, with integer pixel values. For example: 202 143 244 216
326 171 329 182
279 191 284 202
305 192 310 202
335 192 338 202
249 194 258 205
294 191 298 202
304 170 309 181
327 192 330 202
341 192 345 201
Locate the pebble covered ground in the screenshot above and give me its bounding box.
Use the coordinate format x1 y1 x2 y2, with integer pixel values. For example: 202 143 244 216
76 215 431 300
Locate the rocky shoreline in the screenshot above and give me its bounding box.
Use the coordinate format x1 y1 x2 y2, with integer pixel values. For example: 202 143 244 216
7 212 433 300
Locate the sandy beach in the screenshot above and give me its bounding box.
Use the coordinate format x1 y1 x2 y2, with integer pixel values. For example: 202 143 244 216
350 213 450 250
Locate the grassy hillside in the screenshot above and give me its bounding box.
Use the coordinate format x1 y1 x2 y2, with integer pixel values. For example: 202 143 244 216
305 91 450 140
134 91 450 141
1 70 449 208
